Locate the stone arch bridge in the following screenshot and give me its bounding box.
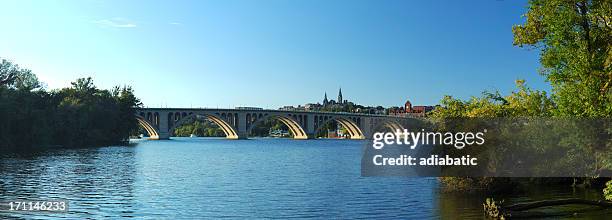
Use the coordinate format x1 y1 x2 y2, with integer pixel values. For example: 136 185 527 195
136 108 419 140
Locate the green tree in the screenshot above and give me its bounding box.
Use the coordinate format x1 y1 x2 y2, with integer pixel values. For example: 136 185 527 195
114 85 142 140
0 60 142 151
605 180 612 201
13 69 41 91
435 0 612 192
513 0 612 186
513 0 612 117
174 120 226 137
0 59 19 86
430 80 553 118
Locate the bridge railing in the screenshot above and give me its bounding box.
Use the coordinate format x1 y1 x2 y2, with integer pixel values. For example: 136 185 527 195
136 107 415 118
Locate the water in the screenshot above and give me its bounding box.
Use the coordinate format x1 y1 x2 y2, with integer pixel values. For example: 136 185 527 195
0 138 609 219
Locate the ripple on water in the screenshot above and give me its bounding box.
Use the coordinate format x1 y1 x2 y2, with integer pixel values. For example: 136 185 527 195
2 138 606 219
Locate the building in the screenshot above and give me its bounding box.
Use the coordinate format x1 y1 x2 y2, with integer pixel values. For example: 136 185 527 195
279 88 359 112
322 88 349 107
323 92 329 106
269 128 290 137
389 99 435 117
402 100 434 114
304 103 322 111
279 106 298 111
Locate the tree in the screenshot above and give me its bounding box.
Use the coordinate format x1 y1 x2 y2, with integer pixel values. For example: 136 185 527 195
14 69 41 91
430 80 553 118
71 77 97 97
0 58 41 90
513 0 612 117
0 59 18 86
435 0 612 191
114 85 142 140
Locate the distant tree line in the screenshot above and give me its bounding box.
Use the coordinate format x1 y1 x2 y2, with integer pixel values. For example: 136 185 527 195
251 119 295 137
173 120 225 137
173 118 293 137
0 58 141 151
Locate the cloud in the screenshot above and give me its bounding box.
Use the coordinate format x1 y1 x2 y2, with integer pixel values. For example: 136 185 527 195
94 18 137 28
169 22 183 26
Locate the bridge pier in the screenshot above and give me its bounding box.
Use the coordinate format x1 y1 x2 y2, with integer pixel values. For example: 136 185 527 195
306 133 317 140
157 133 171 140
236 131 249 140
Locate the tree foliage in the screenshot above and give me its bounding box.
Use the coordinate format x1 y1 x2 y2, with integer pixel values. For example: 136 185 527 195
605 180 612 201
430 80 554 118
249 119 290 137
0 59 19 86
0 58 141 150
513 0 612 117
174 120 225 137
0 59 41 90
435 0 612 192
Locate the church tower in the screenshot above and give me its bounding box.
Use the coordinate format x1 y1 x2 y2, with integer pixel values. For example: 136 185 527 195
338 88 343 103
323 92 329 106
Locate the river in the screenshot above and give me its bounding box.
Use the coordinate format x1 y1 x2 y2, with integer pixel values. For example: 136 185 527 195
0 138 609 219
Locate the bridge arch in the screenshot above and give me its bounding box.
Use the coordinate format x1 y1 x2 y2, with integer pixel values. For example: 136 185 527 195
381 120 405 132
169 113 239 139
315 116 365 139
247 113 308 139
368 119 408 139
135 115 160 139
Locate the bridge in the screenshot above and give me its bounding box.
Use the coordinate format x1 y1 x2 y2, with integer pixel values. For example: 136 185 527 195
136 108 419 140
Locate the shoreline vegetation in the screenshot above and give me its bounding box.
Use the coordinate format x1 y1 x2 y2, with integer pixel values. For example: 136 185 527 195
431 0 612 216
0 58 141 151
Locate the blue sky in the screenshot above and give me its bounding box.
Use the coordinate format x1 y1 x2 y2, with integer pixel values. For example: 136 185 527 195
0 0 546 108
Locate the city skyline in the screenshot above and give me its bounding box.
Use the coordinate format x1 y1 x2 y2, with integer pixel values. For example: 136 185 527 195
1 0 547 108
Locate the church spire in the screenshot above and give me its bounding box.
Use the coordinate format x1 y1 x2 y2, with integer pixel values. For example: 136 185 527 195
323 92 329 105
338 87 343 103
